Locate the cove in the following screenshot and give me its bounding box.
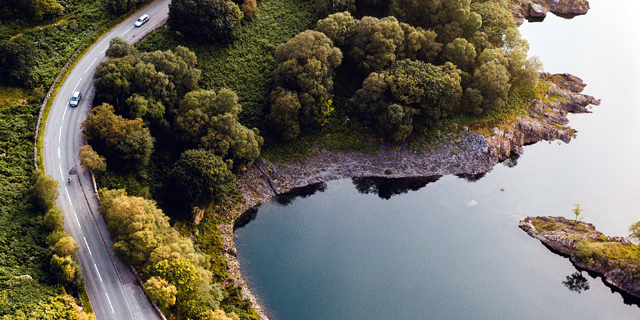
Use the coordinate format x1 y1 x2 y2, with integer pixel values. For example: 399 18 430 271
235 0 640 319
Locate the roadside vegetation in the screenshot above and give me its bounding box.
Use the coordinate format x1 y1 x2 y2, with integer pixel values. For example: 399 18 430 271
0 104 93 319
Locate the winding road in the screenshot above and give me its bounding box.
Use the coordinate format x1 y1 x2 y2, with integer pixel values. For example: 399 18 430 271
43 1 170 319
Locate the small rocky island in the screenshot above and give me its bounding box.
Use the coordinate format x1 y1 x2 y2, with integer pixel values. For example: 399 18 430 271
520 216 640 299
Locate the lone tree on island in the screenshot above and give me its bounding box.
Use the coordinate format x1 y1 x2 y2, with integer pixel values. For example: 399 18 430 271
572 203 583 222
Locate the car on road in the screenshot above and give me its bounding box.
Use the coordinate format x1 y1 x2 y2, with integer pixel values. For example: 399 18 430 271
69 91 82 107
134 14 149 27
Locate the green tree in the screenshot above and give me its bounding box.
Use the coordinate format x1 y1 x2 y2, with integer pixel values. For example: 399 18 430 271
572 203 583 222
78 145 107 172
168 0 243 42
175 88 263 164
0 37 36 86
629 221 640 243
169 149 236 208
42 206 64 231
50 254 77 285
105 37 136 59
315 11 357 48
113 128 155 171
400 23 442 63
51 236 79 257
31 171 59 211
266 88 302 141
268 30 342 137
30 0 63 20
350 16 404 73
144 277 178 310
384 59 454 128
470 0 515 47
82 103 143 149
470 59 510 113
441 38 476 71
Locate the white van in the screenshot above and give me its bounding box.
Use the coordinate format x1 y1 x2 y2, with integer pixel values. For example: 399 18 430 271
134 14 149 27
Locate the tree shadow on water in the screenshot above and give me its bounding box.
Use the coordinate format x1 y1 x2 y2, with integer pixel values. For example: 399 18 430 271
352 176 442 200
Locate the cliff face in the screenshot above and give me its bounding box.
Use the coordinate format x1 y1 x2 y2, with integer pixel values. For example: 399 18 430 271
510 0 590 25
519 216 640 299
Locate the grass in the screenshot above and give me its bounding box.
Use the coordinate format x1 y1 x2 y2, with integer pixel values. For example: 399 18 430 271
0 86 31 110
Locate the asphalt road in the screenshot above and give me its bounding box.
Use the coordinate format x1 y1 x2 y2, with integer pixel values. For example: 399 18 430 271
43 1 170 319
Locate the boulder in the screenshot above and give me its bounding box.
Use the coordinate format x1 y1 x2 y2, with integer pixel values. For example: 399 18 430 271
529 3 548 18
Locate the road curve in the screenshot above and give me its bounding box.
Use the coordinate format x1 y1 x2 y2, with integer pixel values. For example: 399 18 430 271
43 1 170 319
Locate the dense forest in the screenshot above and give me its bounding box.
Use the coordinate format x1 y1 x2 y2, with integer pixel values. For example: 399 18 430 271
1 0 545 319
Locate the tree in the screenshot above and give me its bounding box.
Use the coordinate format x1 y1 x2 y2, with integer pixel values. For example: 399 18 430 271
79 145 107 172
30 0 63 20
470 59 510 113
31 171 59 211
175 88 263 164
384 59 454 128
315 11 357 48
470 0 516 47
94 46 200 117
168 0 243 42
82 103 143 149
50 254 77 285
42 206 64 231
629 221 640 243
52 236 79 257
269 30 342 136
105 37 136 59
113 128 155 171
144 277 178 310
441 38 476 71
350 16 404 73
265 88 302 140
572 203 583 221
503 28 542 90
400 24 442 63
169 149 236 208
0 37 36 86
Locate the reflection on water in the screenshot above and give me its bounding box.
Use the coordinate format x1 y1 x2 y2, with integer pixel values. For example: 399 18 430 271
274 182 327 206
352 176 441 199
563 271 590 294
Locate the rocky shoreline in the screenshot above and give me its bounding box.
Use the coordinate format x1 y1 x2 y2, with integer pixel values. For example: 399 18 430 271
509 0 591 25
519 216 640 298
214 72 600 320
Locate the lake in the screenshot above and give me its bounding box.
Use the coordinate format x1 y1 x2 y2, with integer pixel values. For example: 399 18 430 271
235 1 640 319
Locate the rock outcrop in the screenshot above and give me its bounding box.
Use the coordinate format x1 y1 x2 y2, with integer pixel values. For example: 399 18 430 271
484 72 600 161
510 0 590 25
520 216 640 299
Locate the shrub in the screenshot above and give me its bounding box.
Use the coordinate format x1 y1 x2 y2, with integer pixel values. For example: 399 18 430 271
241 0 258 19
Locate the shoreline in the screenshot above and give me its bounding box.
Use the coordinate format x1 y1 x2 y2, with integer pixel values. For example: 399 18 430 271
216 72 600 320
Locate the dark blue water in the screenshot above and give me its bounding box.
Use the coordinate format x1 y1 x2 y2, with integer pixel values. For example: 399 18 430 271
235 1 640 319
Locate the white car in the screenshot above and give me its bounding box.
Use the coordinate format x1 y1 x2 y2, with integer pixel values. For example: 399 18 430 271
134 14 149 27
69 91 82 107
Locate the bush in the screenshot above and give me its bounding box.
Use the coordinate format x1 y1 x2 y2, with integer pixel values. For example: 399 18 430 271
241 0 258 19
